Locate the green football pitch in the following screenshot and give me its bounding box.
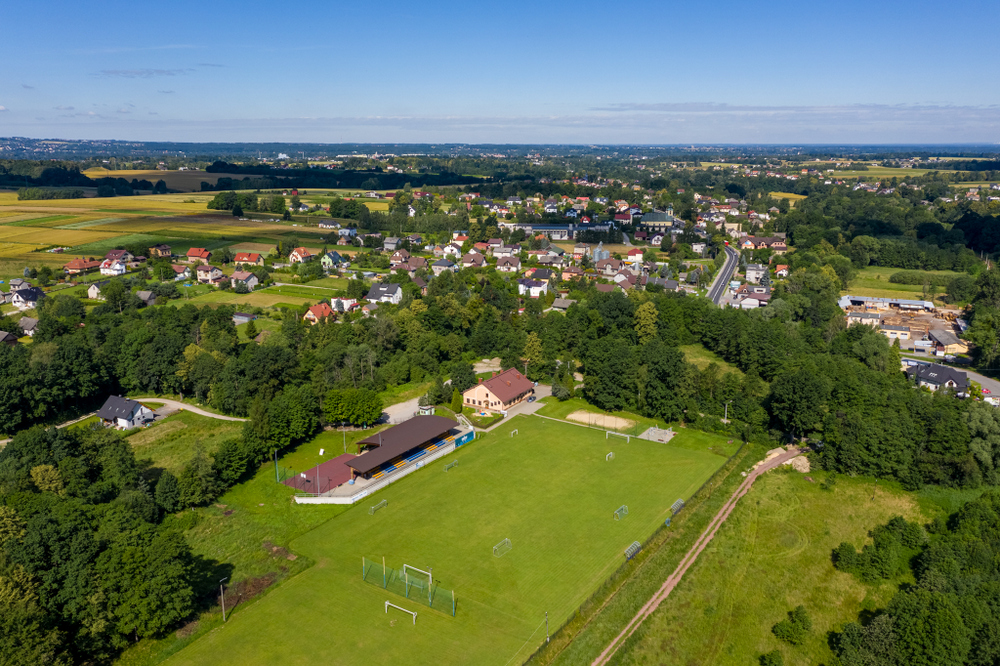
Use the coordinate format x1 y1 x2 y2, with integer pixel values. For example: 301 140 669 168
169 415 734 666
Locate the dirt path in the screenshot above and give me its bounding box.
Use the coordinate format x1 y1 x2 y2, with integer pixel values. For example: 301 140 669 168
591 447 803 666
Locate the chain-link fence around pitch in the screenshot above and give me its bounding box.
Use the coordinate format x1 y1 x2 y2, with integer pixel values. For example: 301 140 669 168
362 557 456 616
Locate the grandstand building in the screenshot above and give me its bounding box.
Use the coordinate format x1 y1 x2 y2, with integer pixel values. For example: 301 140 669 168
462 368 534 413
346 415 464 481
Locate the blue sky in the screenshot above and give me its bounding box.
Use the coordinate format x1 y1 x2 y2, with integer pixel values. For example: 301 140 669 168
2 0 998 144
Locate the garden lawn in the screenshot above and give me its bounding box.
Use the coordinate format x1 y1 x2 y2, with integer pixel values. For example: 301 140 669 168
166 414 731 666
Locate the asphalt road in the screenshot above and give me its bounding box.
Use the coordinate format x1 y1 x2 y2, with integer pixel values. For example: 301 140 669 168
706 246 740 305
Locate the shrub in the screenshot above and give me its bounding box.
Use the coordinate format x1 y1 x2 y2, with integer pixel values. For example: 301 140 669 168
759 650 784 666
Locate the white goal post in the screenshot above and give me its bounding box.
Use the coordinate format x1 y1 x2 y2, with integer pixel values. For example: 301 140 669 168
614 505 629 521
369 499 387 515
606 431 630 443
493 538 512 557
385 601 417 624
606 452 614 461
510 429 518 438
403 564 432 586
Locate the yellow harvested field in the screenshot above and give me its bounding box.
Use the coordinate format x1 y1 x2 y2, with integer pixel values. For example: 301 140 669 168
769 191 807 200
189 291 315 308
364 201 390 211
0 226 118 245
82 169 249 192
0 242 46 257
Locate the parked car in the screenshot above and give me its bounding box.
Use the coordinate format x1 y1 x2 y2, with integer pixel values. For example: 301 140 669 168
527 396 536 403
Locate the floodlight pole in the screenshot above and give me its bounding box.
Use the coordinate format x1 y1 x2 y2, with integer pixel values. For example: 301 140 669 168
220 577 228 622
546 611 549 643
724 400 732 421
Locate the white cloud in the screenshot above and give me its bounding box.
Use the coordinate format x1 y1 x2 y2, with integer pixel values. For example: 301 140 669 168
54 105 74 111
0 106 8 112
99 68 193 78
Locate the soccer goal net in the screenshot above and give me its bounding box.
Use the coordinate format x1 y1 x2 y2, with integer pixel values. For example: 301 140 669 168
493 538 512 557
445 460 458 472
614 505 629 521
370 499 387 515
606 452 615 461
670 498 685 515
606 431 630 443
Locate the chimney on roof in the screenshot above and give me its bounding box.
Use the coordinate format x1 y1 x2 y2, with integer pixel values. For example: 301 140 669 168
492 372 496 378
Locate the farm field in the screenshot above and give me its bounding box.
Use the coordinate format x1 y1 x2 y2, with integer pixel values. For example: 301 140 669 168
166 415 732 666
600 470 928 666
768 191 806 201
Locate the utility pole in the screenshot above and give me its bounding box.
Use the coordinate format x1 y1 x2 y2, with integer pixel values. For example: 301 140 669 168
724 400 732 421
220 577 229 622
546 611 549 643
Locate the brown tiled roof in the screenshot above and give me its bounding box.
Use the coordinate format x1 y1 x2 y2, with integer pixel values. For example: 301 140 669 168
477 368 534 404
348 416 458 474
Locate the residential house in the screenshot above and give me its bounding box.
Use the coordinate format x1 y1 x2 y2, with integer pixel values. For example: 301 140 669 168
389 249 411 267
462 368 535 413
0 331 17 347
366 283 403 305
645 276 679 292
12 287 44 310
847 312 881 327
613 271 638 290
412 276 428 296
233 312 257 325
337 227 358 237
132 290 155 307
493 244 520 259
195 265 224 284
691 242 706 255
186 247 212 263
443 243 463 258
234 252 264 266
496 256 521 273
105 249 133 263
595 258 624 276
231 271 259 291
304 302 335 325
461 252 486 269
18 317 38 337
320 251 344 271
517 278 548 298
87 281 109 300
595 283 623 293
384 237 403 252
171 265 191 281
63 258 101 275
8 279 29 291
99 259 127 277
289 247 313 264
775 264 790 278
431 259 455 276
96 395 154 430
745 264 767 284
626 248 644 264
331 298 359 313
906 363 970 394
551 298 576 312
149 244 172 258
486 238 504 253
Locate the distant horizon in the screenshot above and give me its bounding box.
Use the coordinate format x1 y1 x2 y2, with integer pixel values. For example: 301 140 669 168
2 136 999 151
